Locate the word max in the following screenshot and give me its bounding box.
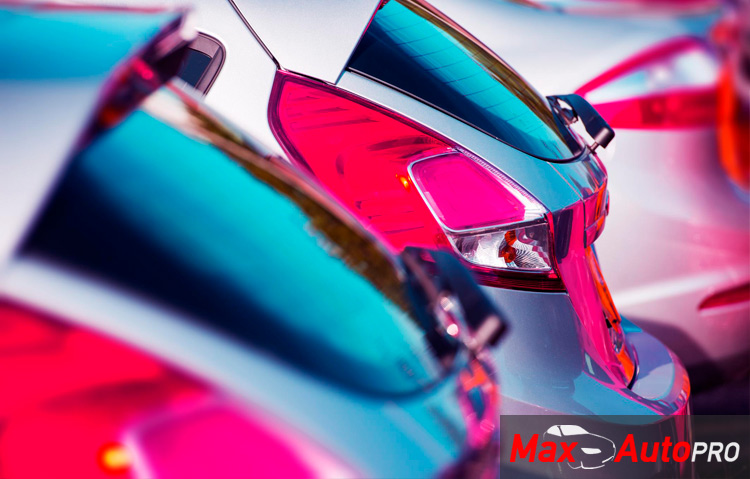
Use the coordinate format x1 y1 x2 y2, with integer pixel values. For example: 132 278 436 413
510 435 577 462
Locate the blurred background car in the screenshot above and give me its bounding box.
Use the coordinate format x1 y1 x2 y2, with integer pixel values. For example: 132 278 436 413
0 3 504 478
512 0 725 16
430 0 750 403
107 0 699 441
714 0 750 193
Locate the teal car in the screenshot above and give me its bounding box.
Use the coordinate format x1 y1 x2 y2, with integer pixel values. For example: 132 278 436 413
0 4 501 478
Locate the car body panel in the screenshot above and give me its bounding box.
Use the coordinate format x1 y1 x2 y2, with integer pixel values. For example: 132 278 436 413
186 0 284 153
336 71 584 213
337 71 636 390
72 0 285 153
23 97 456 396
429 0 682 94
346 0 584 161
480 286 689 415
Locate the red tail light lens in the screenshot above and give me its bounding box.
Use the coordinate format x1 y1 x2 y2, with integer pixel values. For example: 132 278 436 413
576 38 719 129
717 67 750 190
0 302 201 479
270 72 562 290
0 301 355 479
699 283 750 311
130 402 359 479
525 0 721 13
409 154 543 230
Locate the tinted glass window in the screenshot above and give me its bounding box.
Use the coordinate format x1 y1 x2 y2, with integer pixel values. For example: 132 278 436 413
177 49 211 88
24 90 452 395
348 0 582 160
175 33 224 95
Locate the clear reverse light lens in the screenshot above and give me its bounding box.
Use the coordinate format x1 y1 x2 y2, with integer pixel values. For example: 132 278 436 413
448 222 552 271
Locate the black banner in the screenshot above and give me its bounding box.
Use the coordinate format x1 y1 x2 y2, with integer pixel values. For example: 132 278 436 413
498 415 750 478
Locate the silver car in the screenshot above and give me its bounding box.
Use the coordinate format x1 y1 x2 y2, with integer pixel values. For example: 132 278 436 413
1 4 505 478
430 0 750 392
95 0 695 422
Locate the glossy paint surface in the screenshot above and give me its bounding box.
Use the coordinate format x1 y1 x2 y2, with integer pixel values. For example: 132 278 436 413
2 255 490 478
480 286 689 415
596 127 750 384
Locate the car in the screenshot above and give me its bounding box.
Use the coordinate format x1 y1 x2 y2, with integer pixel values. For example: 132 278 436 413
513 0 724 16
543 425 617 470
428 0 750 393
714 0 749 193
0 3 503 478
129 0 698 433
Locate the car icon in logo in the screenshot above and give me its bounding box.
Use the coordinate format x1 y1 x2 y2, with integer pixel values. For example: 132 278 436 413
543 425 616 470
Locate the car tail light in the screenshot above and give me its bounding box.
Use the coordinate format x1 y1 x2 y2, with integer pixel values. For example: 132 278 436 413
576 37 719 129
698 283 750 311
525 0 720 13
584 247 635 383
269 72 562 291
128 401 358 479
717 67 750 190
0 301 356 479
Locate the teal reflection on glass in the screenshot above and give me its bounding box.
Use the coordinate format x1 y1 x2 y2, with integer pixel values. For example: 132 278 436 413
349 0 581 160
29 108 445 395
0 8 176 79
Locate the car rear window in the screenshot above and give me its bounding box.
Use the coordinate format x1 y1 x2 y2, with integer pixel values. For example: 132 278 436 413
23 90 451 396
348 0 582 160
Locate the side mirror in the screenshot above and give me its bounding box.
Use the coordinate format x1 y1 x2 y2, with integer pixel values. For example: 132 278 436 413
549 94 615 151
400 247 505 353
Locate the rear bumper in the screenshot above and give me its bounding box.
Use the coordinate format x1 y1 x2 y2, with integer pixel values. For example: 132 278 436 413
483 288 691 416
625 319 691 416
490 291 695 477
